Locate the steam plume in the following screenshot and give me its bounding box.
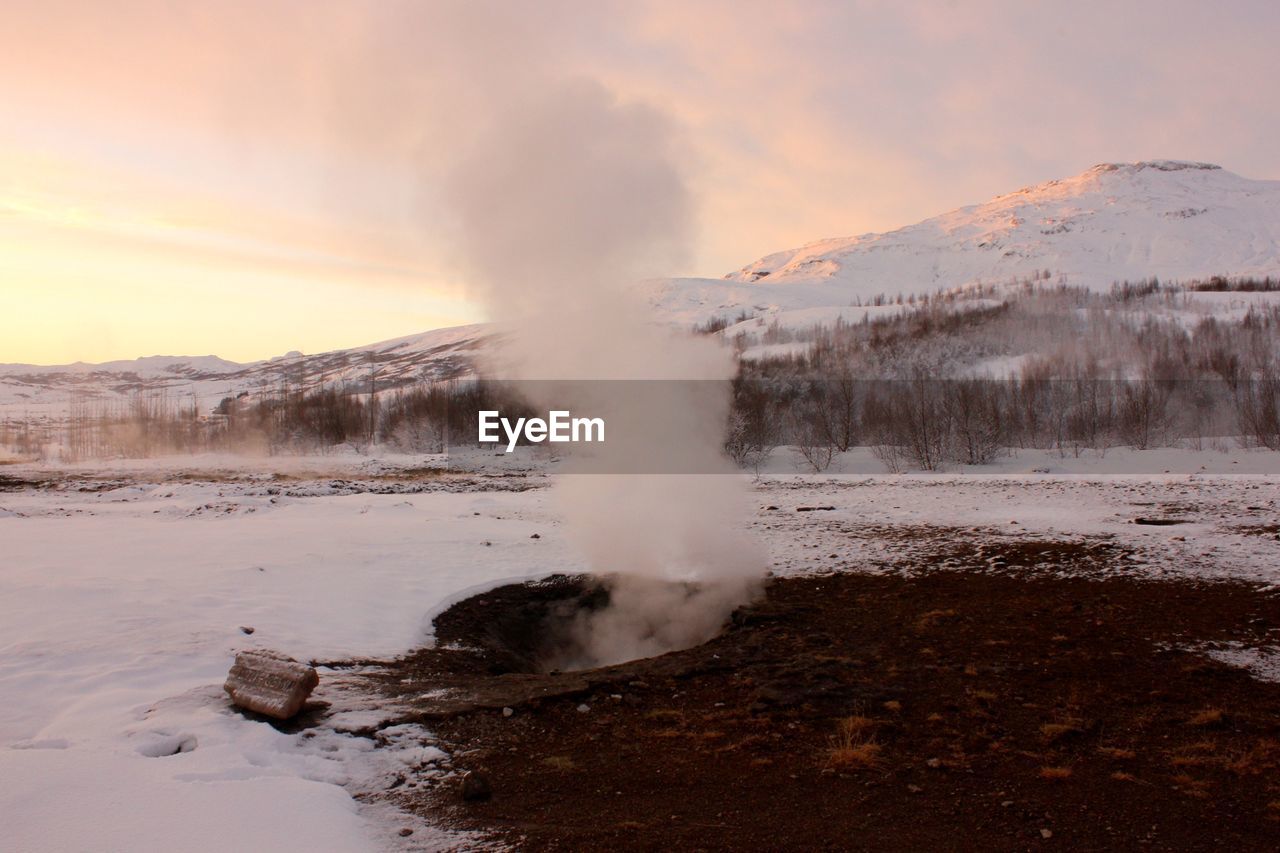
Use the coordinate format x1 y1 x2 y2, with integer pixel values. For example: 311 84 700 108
445 78 765 667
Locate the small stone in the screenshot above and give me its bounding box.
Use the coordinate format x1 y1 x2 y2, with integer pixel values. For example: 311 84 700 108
459 771 492 802
223 650 318 720
239 626 255 635
1002 800 1015 808
925 758 941 768
907 784 923 793
1040 829 1053 839
576 703 590 713
398 828 413 837
501 706 513 718
530 533 540 539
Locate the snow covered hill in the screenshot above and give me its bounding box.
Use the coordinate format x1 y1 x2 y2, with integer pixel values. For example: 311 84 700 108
0 325 491 419
6 160 1279 418
642 161 1280 324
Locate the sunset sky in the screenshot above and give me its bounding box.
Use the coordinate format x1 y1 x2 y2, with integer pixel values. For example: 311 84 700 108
4 0 1280 364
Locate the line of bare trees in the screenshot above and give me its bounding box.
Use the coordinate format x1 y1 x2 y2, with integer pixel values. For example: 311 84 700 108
725 375 1277 473
6 277 1279 465
6 371 1277 467
720 277 1280 470
0 380 541 461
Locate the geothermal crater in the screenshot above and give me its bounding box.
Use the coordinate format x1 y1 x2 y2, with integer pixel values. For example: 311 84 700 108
432 573 726 674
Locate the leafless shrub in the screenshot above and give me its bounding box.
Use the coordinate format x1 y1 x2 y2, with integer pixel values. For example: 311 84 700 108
1235 374 1280 450
790 403 837 472
1117 379 1174 450
945 379 1006 465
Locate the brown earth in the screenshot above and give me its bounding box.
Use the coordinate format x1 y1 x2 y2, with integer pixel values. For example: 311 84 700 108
356 549 1280 851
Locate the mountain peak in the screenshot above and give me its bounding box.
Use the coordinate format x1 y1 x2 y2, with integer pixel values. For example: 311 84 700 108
1088 160 1222 174
639 160 1280 323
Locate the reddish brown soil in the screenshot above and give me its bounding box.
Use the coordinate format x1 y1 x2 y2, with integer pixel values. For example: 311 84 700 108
361 552 1280 851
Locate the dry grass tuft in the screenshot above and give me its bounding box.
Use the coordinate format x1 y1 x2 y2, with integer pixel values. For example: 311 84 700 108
650 728 685 739
825 716 885 771
1038 765 1073 780
1169 754 1211 768
914 609 956 630
1227 738 1280 776
644 709 683 721
839 715 877 736
1040 720 1083 743
1110 771 1138 783
827 740 883 771
718 734 767 754
1172 773 1212 799
541 755 576 772
1098 746 1137 760
1187 707 1225 727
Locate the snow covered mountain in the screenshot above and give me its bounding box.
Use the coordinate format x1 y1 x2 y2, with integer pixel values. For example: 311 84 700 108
641 161 1280 324
0 325 490 418
5 160 1279 418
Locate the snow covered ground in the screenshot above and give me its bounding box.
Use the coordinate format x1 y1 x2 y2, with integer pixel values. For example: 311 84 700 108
1 452 1277 850
0 465 577 851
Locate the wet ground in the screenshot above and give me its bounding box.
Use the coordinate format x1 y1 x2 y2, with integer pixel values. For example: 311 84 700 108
351 548 1280 851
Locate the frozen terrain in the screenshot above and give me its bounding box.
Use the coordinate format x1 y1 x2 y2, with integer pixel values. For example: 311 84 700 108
0 324 490 421
7 161 1280 421
642 161 1280 324
1 453 1278 850
3 158 1280 847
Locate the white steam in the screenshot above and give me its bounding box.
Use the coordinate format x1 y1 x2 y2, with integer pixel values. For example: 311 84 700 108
444 78 765 668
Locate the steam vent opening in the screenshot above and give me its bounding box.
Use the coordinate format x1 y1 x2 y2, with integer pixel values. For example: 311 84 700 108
432 574 722 674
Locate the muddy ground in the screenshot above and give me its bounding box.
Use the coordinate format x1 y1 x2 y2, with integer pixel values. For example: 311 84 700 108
353 541 1280 851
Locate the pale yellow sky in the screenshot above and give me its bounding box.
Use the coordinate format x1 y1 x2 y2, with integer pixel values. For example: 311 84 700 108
3 0 1279 364
1 148 479 362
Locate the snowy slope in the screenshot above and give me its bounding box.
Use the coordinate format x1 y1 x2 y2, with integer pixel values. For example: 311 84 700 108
643 161 1280 323
7 161 1280 415
0 324 492 418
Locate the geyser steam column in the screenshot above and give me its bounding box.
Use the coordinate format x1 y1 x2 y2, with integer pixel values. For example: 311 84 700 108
445 78 766 667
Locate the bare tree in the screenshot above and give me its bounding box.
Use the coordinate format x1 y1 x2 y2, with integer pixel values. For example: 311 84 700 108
1235 374 1280 450
790 400 837 473
945 379 1006 465
1117 379 1173 450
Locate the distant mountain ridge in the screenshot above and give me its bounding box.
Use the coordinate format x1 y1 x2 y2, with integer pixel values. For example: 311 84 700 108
0 325 491 417
5 160 1279 416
